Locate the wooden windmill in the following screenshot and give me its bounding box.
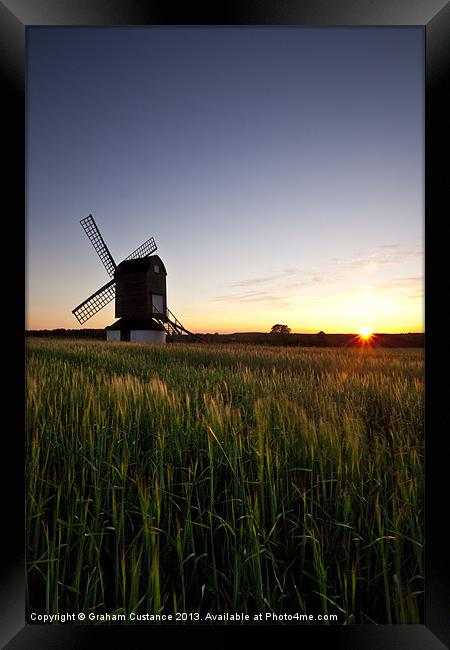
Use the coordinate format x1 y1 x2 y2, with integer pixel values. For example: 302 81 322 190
72 214 194 342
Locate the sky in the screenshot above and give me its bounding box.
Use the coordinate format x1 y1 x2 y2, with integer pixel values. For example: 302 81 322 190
27 27 424 334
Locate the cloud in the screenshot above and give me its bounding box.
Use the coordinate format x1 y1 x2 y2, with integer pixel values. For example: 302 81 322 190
213 269 341 304
350 276 424 298
376 276 424 298
283 275 338 290
211 289 292 307
385 276 424 288
333 246 422 270
210 245 423 307
229 276 274 288
228 267 299 289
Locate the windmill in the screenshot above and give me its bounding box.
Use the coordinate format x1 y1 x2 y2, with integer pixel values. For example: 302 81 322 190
72 214 195 342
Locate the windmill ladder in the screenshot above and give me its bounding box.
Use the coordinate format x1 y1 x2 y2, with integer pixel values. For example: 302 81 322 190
153 307 201 340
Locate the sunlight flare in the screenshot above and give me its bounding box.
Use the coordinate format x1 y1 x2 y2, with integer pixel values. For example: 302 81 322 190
357 326 373 340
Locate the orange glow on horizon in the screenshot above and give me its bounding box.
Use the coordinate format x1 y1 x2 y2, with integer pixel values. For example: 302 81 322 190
26 308 424 336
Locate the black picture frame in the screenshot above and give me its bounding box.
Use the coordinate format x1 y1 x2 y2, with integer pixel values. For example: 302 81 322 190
2 1 449 648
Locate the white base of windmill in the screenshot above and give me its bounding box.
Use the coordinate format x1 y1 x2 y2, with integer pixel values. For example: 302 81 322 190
131 330 166 344
106 330 121 342
106 317 166 344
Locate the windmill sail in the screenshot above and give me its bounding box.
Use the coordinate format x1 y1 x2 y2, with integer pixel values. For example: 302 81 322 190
80 214 117 277
125 237 157 260
72 279 116 324
73 214 160 326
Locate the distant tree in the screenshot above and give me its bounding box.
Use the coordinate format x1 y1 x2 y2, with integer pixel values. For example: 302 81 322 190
270 324 291 334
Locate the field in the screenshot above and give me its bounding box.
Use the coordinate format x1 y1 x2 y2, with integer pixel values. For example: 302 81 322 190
26 338 424 624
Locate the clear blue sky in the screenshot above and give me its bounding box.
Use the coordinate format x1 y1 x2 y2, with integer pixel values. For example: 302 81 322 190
27 27 424 333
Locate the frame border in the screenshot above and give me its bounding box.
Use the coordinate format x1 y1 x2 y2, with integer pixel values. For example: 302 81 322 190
2 1 449 648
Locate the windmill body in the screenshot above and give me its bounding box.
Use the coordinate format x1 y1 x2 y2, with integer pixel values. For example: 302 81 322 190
115 256 167 319
72 214 195 342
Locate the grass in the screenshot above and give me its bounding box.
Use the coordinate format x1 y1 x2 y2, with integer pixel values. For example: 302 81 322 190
26 338 424 623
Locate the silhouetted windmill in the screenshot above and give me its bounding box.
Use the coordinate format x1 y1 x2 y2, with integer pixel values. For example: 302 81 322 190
72 214 195 342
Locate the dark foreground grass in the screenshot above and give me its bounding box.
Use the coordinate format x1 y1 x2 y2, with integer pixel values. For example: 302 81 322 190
26 339 424 623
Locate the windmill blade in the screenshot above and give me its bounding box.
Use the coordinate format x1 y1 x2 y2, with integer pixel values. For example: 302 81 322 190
72 279 116 325
125 236 157 260
80 214 117 277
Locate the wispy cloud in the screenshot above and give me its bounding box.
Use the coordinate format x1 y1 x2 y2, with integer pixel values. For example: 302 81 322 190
228 268 298 289
372 275 424 297
333 246 422 270
384 276 423 288
283 275 338 290
211 289 292 308
211 245 423 306
229 276 274 288
213 269 338 304
347 276 424 301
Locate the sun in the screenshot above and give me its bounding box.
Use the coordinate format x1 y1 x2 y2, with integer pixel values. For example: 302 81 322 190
357 326 373 340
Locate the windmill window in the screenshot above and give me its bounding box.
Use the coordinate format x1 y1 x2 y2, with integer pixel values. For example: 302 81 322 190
154 265 160 273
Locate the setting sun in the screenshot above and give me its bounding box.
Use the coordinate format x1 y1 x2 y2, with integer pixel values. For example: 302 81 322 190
357 326 373 339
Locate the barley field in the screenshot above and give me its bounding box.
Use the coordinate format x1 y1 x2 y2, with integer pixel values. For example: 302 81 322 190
26 338 424 623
